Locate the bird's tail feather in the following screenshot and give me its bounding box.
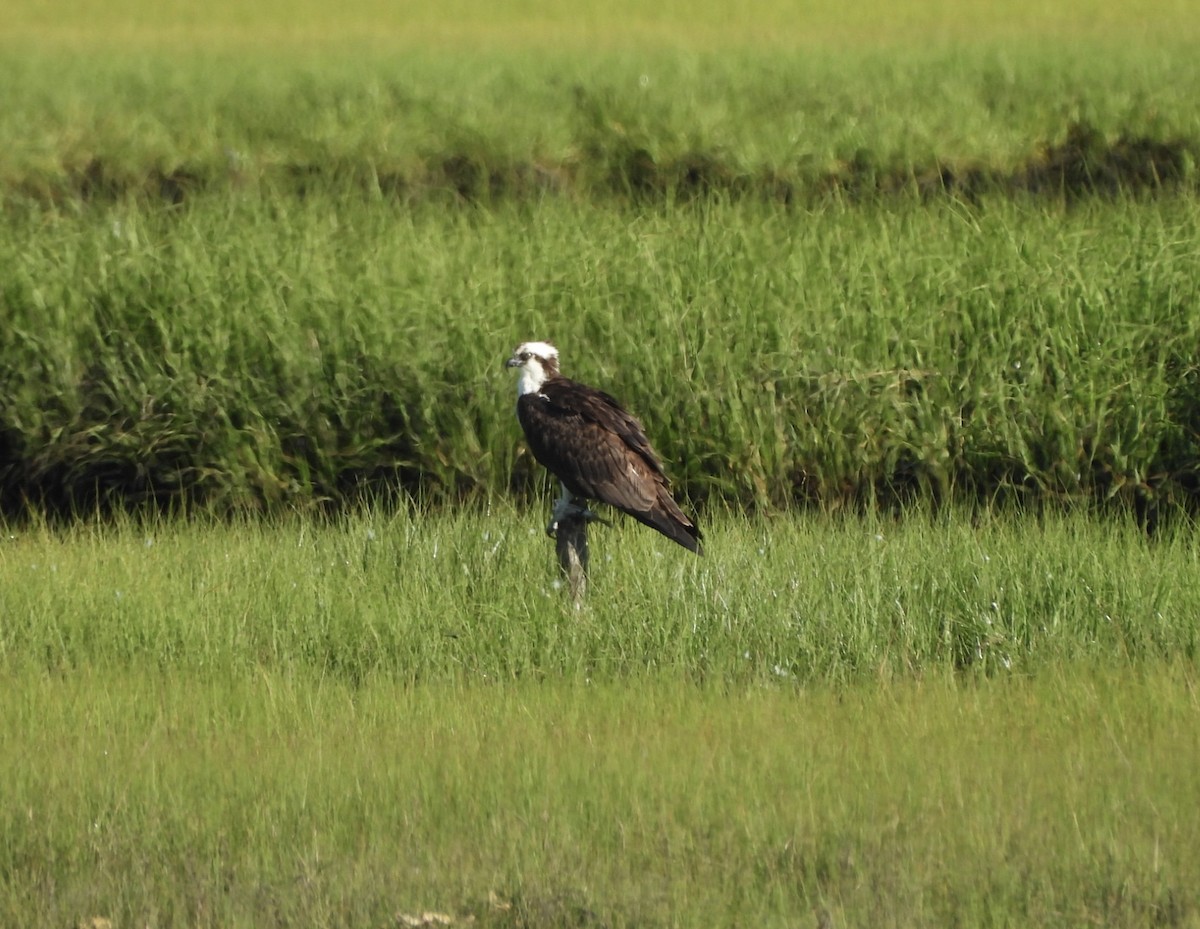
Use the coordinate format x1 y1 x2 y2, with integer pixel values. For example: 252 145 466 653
637 494 703 555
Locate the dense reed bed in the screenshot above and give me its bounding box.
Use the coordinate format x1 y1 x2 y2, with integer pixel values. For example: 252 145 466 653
4 192 1200 517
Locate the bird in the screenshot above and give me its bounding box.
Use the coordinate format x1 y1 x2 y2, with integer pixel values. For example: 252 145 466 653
505 340 702 554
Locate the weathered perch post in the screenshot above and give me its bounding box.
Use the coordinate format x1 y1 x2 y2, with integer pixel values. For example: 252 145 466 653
555 512 590 604
548 501 609 606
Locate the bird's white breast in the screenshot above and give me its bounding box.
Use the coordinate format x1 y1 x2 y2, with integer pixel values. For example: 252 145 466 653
516 359 549 397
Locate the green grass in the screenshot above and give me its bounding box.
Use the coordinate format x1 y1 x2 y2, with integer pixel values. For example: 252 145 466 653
3 663 1198 928
3 508 1198 927
5 5 1200 924
2 47 1198 201
5 0 1200 51
2 507 1197 682
4 193 1200 514
5 3 1200 517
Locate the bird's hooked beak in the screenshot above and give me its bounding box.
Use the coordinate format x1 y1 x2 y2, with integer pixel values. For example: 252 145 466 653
504 354 521 369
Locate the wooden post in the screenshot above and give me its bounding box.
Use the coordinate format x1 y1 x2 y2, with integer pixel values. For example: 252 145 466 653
554 511 590 605
547 496 608 605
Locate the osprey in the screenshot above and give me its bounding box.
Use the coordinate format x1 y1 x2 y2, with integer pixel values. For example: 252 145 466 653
505 340 702 554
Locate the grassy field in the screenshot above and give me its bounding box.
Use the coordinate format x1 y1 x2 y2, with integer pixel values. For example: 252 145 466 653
4 3 1200 517
5 0 1200 925
2 507 1198 682
4 5 1200 517
6 0 1200 51
2 509 1199 927
2 45 1198 204
3 665 1198 929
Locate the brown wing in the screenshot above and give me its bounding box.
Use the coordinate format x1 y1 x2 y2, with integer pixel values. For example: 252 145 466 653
518 378 702 553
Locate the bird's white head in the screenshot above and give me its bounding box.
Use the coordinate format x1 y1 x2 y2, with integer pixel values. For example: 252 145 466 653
505 341 560 396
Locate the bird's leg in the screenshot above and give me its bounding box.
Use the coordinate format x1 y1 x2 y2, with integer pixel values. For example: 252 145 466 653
546 484 574 537
546 484 611 538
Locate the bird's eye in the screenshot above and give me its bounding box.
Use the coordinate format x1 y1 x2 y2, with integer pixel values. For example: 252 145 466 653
520 352 531 361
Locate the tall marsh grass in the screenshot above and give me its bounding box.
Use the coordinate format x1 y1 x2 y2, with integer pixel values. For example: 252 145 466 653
5 7 1200 517
1 48 1198 203
4 194 1200 515
2 507 1196 683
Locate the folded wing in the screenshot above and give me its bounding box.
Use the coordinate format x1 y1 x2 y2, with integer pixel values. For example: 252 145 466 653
518 379 702 553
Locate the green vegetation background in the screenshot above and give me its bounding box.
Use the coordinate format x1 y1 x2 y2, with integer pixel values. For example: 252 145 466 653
3 1 1200 518
4 3 1200 927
